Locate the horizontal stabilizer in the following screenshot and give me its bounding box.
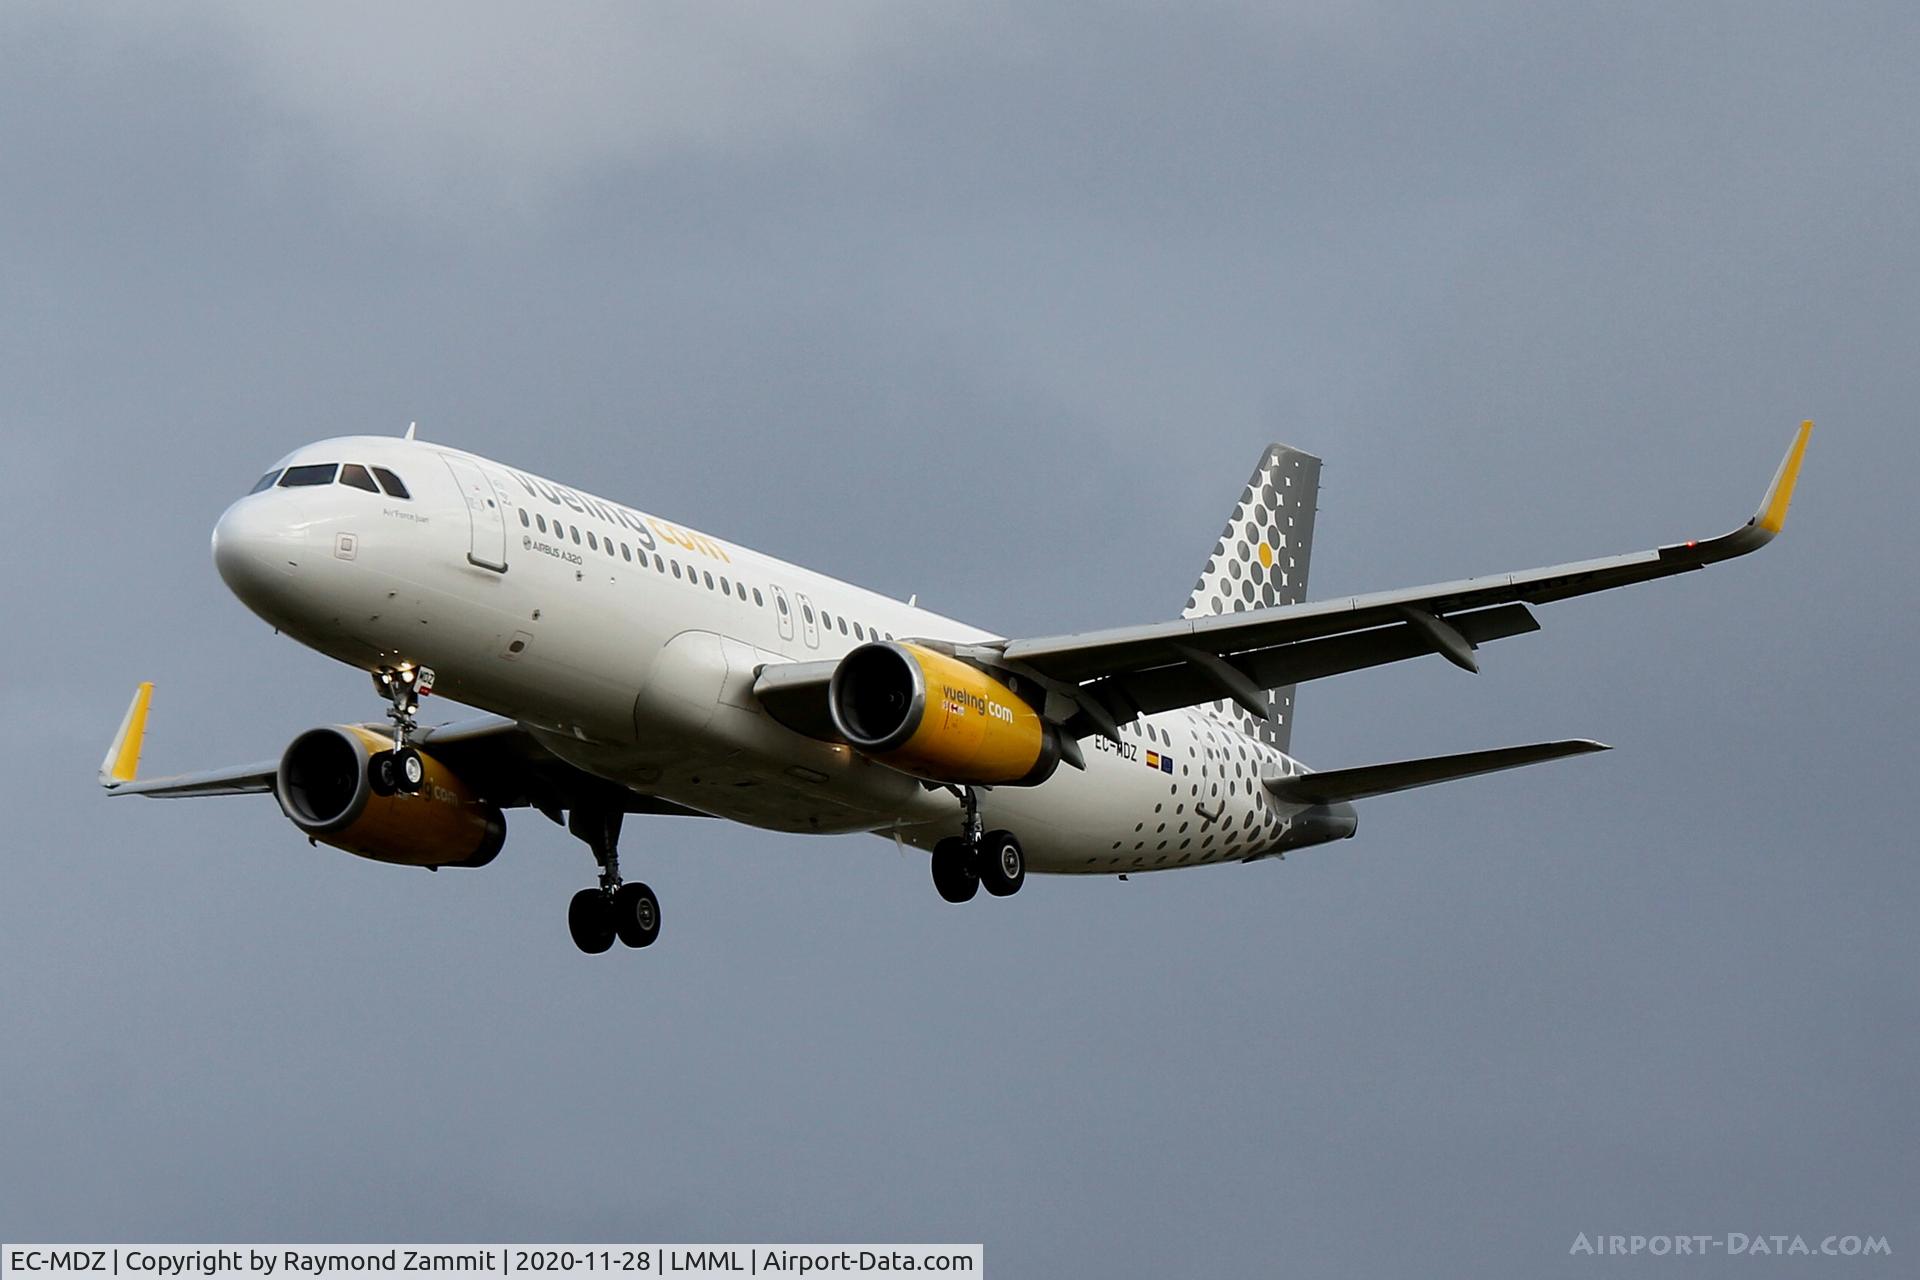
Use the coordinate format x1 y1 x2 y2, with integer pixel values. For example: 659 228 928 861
1264 739 1609 805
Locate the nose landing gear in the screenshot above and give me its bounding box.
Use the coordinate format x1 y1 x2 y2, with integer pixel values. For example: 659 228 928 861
930 786 1025 904
565 804 660 954
366 665 433 795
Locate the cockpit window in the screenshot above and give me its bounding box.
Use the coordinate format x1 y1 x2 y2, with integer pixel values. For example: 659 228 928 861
248 470 282 494
280 463 338 487
370 467 410 499
340 463 380 493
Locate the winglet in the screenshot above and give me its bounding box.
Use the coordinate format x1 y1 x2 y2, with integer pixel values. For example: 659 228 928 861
1754 420 1812 536
1673 420 1813 566
99 683 154 788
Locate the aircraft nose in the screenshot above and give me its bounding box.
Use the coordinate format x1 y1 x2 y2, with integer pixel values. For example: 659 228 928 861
211 497 303 600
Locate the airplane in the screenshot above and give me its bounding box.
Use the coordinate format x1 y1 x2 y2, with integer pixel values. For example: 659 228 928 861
100 421 1812 953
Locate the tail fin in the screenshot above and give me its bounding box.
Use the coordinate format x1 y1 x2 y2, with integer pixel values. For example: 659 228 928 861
1184 443 1322 753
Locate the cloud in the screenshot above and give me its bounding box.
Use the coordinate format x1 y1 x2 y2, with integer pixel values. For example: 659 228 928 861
16 1 987 220
12 1 1413 228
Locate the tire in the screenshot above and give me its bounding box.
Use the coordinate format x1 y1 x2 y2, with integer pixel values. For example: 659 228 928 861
931 837 979 904
567 888 615 954
395 747 426 793
368 751 398 797
978 829 1025 897
612 882 661 948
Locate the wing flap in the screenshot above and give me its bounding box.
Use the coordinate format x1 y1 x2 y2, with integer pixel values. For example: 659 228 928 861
1076 603 1539 728
1264 739 1610 805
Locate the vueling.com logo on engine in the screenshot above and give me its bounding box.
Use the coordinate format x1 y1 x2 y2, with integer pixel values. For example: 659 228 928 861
942 685 1016 723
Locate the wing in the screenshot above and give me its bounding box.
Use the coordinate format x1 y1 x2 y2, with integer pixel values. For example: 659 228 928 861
408 716 706 817
99 689 705 818
95 683 277 796
971 422 1810 738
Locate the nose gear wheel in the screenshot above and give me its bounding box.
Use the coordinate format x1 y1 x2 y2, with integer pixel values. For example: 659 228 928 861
366 665 434 795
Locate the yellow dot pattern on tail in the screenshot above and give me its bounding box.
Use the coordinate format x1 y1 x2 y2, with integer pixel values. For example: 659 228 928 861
1183 444 1322 753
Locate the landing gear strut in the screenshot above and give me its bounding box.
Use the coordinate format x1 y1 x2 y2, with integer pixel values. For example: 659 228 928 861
367 664 433 795
565 804 660 954
931 786 1025 903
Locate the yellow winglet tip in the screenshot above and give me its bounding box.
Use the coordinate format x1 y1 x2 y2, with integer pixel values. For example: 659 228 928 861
1756 419 1812 536
102 682 154 786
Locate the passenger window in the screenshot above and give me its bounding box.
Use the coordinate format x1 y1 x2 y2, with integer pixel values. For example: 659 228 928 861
536 514 548 534
605 539 615 557
621 544 631 561
248 470 282 494
838 617 849 635
720 577 731 596
587 531 598 551
570 527 581 545
821 611 833 630
753 589 764 607
279 463 337 487
703 571 715 590
853 623 865 641
370 467 410 499
802 604 815 624
340 463 380 493
672 562 682 579
653 555 665 572
518 509 530 527
777 596 789 615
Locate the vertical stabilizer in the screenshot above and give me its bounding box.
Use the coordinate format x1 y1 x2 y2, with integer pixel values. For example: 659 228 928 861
1184 444 1321 753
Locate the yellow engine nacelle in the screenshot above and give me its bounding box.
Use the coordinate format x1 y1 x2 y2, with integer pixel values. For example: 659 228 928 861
274 726 506 868
829 642 1060 786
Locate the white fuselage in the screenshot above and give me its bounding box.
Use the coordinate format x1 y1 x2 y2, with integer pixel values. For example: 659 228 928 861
213 436 1322 875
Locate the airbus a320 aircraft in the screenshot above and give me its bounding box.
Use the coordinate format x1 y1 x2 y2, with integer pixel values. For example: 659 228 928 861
101 422 1811 953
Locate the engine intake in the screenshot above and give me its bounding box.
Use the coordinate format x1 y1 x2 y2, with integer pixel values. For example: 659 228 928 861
275 726 506 868
829 642 1059 786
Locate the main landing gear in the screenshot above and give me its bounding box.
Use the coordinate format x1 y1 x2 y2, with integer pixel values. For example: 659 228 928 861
565 804 660 955
930 786 1025 904
366 664 434 796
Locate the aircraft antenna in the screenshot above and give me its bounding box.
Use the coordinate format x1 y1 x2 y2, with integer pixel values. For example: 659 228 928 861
404 421 417 440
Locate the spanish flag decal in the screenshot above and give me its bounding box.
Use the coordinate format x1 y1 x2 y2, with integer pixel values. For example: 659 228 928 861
1145 750 1160 770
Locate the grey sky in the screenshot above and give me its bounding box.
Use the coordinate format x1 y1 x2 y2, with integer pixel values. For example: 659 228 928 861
2 3 1914 1276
